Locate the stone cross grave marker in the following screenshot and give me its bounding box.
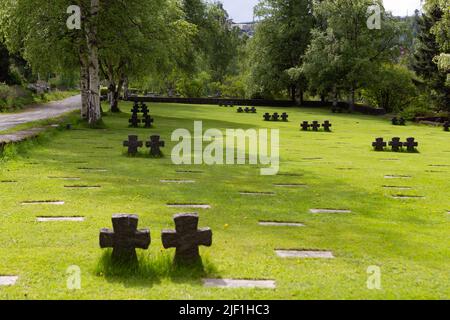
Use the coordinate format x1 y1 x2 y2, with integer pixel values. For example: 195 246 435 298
146 135 165 156
131 103 140 114
399 117 406 125
392 117 398 125
311 121 320 131
272 113 280 121
404 137 418 152
237 107 244 113
123 135 143 155
281 113 289 121
389 137 403 152
263 113 271 121
143 115 154 128
322 121 332 132
301 121 310 131
372 138 387 151
250 107 257 113
244 107 250 113
99 214 151 262
162 213 212 264
129 114 140 128
141 103 149 116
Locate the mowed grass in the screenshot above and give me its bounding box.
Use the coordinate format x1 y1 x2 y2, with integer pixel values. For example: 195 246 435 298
0 102 449 300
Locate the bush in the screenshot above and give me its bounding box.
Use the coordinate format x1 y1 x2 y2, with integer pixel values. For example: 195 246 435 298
362 64 417 113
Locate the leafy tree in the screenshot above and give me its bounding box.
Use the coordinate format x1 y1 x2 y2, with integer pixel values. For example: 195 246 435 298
302 0 400 111
362 63 417 112
413 2 449 110
249 0 314 103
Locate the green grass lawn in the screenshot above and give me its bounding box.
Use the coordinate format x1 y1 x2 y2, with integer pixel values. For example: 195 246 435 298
0 102 449 300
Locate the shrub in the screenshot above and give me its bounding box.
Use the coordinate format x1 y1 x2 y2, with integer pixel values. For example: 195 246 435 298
362 64 417 113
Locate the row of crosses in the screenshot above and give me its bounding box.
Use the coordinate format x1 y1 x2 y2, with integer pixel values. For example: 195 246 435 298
301 121 332 132
123 135 165 157
237 107 257 113
100 214 212 264
392 117 406 126
372 137 419 152
263 112 288 121
129 102 154 128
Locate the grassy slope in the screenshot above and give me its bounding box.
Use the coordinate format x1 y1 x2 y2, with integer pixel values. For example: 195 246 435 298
0 102 449 300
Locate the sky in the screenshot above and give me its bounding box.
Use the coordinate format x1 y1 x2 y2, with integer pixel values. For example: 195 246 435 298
219 0 423 22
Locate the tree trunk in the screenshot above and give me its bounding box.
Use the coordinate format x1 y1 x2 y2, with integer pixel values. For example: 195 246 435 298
87 0 101 125
332 85 338 108
299 89 304 106
110 78 124 113
123 76 129 100
79 53 89 119
290 85 296 103
349 86 355 113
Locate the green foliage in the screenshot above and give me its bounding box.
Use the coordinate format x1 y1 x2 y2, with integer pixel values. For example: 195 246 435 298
412 2 449 110
362 64 417 113
302 0 400 108
249 0 314 100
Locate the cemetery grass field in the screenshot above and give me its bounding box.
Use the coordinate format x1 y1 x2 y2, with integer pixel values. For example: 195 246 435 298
0 102 449 300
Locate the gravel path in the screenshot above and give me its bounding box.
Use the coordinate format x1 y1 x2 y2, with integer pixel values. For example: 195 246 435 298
0 95 81 132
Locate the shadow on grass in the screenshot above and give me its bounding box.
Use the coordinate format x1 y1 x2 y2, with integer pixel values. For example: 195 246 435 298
95 250 218 288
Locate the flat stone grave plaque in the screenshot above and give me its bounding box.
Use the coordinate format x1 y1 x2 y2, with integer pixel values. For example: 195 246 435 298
203 279 276 289
275 250 334 259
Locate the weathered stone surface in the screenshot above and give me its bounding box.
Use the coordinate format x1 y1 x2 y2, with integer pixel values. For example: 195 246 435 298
389 137 403 152
146 135 165 157
404 137 418 152
392 195 424 199
167 204 211 209
100 214 150 262
123 135 143 155
37 217 85 222
162 213 212 264
21 200 65 205
384 175 412 179
203 279 276 289
372 138 386 151
160 179 195 184
0 276 19 286
275 250 334 259
259 221 305 227
239 191 275 196
310 209 351 214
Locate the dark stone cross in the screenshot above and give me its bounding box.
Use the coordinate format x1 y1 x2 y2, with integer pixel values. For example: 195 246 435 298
392 117 398 125
141 104 149 117
244 107 250 113
301 121 310 131
250 107 257 113
123 135 143 155
372 138 387 151
146 135 165 156
263 113 271 121
443 121 449 132
161 213 212 264
311 121 320 131
143 115 154 128
389 137 403 152
272 113 280 121
237 107 244 113
399 117 406 126
404 137 418 152
129 115 141 128
99 214 151 263
322 120 332 132
281 113 289 121
131 104 140 114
